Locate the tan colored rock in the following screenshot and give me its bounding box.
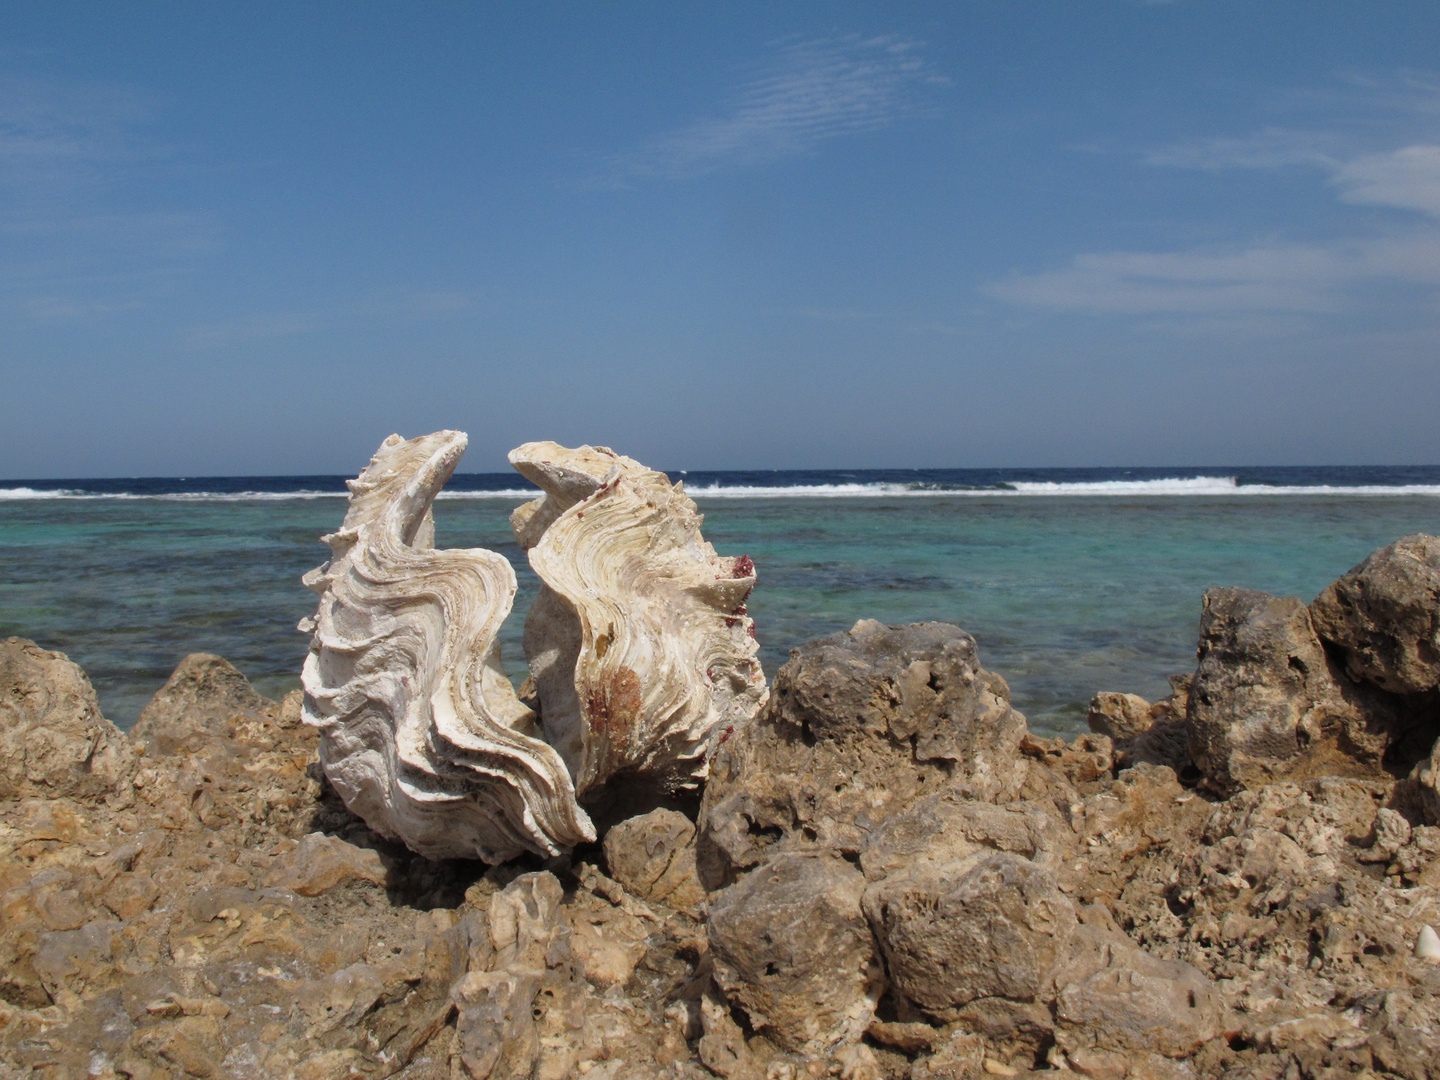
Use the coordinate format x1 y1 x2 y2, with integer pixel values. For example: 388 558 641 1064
1186 588 1400 795
707 853 882 1052
262 832 388 896
698 621 1027 890
452 968 542 1079
1086 692 1152 740
566 891 649 988
909 1030 984 1080
130 652 276 752
486 870 564 971
298 962 386 1036
1310 533 1440 694
858 794 1063 883
0 637 134 804
1052 927 1223 1058
865 852 1077 1020
697 989 760 1079
603 807 705 916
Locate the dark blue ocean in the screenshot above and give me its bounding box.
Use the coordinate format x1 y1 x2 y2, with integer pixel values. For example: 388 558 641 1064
4 465 1440 737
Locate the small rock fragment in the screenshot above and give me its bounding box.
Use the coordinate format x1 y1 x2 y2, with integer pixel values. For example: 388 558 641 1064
1360 807 1413 864
452 969 543 1080
910 1030 984 1080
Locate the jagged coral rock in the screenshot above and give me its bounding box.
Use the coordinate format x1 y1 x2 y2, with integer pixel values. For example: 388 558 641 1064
1310 533 1440 695
1185 588 1408 795
707 852 883 1053
130 652 278 753
509 441 767 799
300 431 594 862
697 620 1028 891
0 637 135 805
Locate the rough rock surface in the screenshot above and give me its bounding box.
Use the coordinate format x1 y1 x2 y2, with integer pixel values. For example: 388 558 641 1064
1085 691 1153 740
0 638 135 805
129 653 278 753
707 853 881 1052
603 808 705 917
1186 587 1404 795
698 619 1028 891
6 531 1440 1080
1311 533 1440 695
865 850 1078 1018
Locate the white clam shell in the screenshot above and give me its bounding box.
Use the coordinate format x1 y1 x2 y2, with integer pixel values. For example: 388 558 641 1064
299 431 595 862
300 432 770 862
1417 924 1440 963
509 442 768 798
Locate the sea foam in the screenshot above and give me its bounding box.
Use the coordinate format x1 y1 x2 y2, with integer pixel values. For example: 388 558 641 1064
4 477 1440 500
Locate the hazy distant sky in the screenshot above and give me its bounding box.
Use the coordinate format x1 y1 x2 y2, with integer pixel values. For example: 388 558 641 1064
3 2 1439 476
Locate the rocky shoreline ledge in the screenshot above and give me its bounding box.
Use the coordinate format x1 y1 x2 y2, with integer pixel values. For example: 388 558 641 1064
2 534 1439 1080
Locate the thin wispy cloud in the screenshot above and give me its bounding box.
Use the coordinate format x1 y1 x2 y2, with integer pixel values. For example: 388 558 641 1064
1334 145 1440 216
0 74 156 195
0 73 216 321
179 290 483 349
1144 128 1342 171
597 35 944 184
991 74 1440 320
986 238 1440 315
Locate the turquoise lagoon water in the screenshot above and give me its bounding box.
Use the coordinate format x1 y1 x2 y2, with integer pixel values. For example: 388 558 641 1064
3 469 1440 737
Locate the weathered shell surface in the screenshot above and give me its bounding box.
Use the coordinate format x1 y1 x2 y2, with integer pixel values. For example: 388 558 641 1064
299 431 595 861
510 441 768 798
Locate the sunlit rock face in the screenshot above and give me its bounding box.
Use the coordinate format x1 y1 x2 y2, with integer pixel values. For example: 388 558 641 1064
299 431 595 862
509 441 768 800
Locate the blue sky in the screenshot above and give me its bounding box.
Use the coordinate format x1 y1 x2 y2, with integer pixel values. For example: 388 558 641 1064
3 2 1440 476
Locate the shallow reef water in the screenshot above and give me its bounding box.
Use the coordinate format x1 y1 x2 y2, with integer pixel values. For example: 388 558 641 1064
3 468 1440 736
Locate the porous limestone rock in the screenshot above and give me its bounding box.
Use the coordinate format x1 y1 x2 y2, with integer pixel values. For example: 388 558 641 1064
864 851 1077 1020
1051 925 1224 1058
300 431 594 862
261 831 389 896
1085 691 1153 740
1185 588 1397 795
857 794 1064 884
707 852 883 1052
603 807 706 916
508 441 767 800
1310 533 1440 695
0 637 134 804
697 620 1028 890
130 652 277 753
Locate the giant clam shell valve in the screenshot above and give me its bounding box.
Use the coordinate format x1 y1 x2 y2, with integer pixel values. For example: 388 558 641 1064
299 431 767 862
